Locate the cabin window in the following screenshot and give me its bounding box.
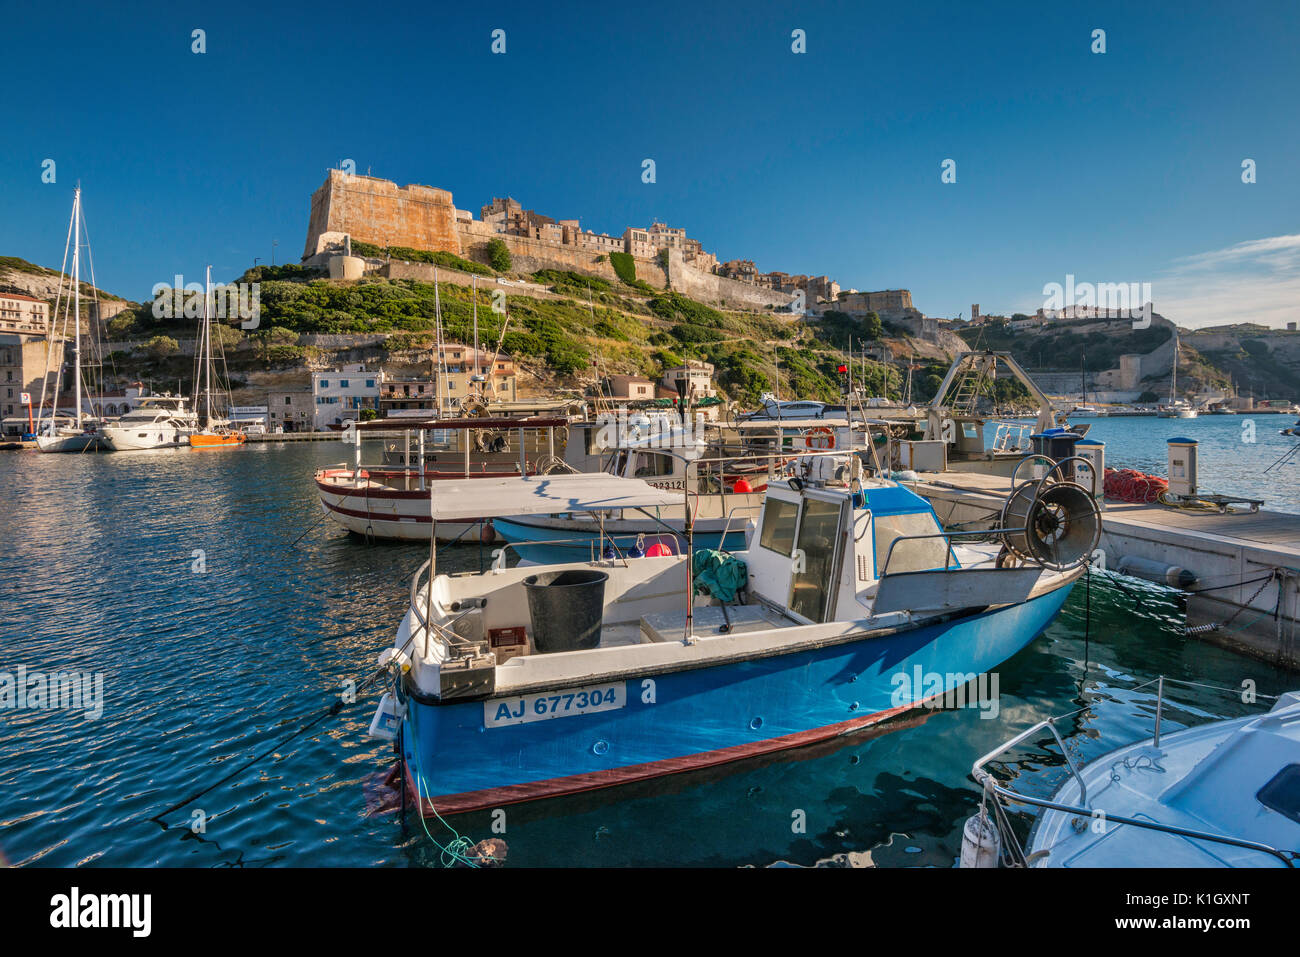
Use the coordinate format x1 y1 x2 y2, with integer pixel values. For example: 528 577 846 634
632 452 672 478
789 498 843 623
758 498 799 555
874 511 952 574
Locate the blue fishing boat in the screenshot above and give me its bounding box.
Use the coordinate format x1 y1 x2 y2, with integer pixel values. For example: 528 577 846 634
370 461 1099 815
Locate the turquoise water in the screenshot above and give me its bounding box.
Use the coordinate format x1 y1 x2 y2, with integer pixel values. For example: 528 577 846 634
0 438 1293 868
1052 413 1300 514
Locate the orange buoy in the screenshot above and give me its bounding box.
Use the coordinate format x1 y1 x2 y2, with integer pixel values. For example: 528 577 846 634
645 543 673 557
732 478 753 493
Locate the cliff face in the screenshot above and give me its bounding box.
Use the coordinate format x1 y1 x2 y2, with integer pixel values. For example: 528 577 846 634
0 257 128 318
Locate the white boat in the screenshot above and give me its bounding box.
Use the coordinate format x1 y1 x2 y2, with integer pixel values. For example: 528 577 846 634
743 394 829 420
101 395 198 450
35 186 109 454
1158 330 1198 418
968 678 1300 867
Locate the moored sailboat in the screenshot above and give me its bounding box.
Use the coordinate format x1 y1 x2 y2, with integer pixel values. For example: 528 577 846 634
189 266 247 449
35 186 108 453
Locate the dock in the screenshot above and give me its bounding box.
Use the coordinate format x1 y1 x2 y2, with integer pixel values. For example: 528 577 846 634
903 470 1300 671
246 431 341 443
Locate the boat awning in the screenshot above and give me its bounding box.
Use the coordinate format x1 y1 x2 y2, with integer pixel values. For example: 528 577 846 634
429 473 682 521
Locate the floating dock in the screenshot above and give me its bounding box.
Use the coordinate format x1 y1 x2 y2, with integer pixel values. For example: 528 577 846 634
904 470 1300 671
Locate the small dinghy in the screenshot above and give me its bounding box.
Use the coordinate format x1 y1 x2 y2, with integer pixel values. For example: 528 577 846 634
967 677 1300 867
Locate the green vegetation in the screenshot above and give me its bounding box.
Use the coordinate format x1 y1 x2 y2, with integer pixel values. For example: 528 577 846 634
348 239 494 277
608 251 637 284
0 256 55 276
959 319 1172 372
486 238 512 273
145 335 179 358
818 309 882 345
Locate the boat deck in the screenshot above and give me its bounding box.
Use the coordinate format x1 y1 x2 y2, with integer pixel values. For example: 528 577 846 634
904 469 1300 668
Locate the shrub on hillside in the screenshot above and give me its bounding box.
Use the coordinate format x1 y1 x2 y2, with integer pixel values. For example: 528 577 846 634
486 238 512 273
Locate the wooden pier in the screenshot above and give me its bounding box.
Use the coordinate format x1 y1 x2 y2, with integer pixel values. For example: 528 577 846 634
904 470 1300 671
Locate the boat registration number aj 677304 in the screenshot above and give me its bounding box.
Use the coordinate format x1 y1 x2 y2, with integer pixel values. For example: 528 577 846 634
484 682 627 728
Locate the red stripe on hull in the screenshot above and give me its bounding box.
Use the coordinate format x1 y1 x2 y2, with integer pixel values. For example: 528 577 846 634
405 698 922 816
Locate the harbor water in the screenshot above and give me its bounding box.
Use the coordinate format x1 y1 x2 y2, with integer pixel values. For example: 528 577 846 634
1 422 1295 868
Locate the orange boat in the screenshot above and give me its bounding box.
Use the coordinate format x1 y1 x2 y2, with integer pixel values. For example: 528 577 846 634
190 429 246 449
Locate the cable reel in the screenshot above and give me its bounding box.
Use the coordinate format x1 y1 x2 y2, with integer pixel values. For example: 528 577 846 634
999 456 1101 571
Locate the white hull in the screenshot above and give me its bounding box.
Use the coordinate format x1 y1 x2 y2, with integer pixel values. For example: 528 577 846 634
36 432 107 453
102 423 195 450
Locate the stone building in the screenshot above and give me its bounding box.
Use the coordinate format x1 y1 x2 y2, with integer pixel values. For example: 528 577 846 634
311 364 384 430
661 359 716 399
835 289 918 320
267 390 314 432
0 292 57 422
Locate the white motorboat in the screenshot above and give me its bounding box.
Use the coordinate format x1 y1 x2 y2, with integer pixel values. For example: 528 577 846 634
968 677 1300 867
101 395 198 450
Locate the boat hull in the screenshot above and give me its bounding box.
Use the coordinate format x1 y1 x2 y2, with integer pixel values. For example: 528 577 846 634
399 581 1074 815
316 470 505 543
189 432 247 448
102 425 193 450
36 432 107 453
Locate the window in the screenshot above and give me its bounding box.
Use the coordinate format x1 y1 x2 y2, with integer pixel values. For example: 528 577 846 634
320 380 329 388
284 396 291 404
788 498 843 622
758 498 799 555
366 379 375 388
632 453 672 478
340 379 349 388
873 511 950 575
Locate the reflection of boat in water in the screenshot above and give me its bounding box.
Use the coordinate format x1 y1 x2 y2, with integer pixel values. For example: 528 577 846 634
967 677 1300 868
370 457 1098 816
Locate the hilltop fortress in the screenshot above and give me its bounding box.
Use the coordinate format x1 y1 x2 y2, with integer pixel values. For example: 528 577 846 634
301 170 886 313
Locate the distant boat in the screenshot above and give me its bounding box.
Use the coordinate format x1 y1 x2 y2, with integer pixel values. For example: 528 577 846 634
35 186 108 454
188 266 246 450
1159 330 1198 418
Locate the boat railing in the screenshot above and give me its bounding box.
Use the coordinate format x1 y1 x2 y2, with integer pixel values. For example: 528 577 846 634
878 526 1028 577
971 675 1296 867
990 420 1033 453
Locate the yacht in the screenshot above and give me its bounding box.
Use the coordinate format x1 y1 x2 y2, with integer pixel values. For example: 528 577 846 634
101 395 198 450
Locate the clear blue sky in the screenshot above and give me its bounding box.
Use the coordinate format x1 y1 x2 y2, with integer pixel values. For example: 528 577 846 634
2 0 1297 326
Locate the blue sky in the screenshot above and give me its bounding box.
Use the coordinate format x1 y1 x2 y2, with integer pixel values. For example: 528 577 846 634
2 0 1297 327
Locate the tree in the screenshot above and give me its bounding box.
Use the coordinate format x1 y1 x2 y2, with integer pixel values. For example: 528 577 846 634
486 238 512 273
862 310 883 340
145 335 179 358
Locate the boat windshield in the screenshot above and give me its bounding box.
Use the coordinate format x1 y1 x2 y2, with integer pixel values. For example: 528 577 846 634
874 511 953 574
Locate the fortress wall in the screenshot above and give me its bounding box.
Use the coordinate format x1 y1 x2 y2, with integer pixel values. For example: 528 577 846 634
666 249 796 311
303 171 461 260
455 225 668 290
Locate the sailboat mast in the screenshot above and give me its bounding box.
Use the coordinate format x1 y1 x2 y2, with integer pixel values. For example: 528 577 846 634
473 273 480 401
1170 331 1178 402
72 187 82 430
202 266 213 427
